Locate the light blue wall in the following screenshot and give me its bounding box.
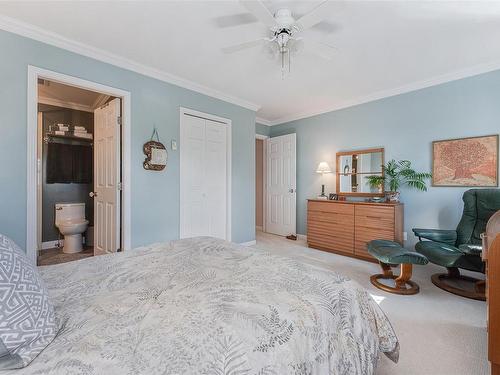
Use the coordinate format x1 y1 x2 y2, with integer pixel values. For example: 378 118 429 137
0 30 256 249
256 123 271 137
270 70 500 247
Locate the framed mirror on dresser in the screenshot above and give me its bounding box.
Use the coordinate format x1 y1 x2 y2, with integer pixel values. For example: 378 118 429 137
336 148 385 197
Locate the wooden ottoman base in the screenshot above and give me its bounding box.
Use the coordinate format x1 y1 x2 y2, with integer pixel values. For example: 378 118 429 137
370 262 420 295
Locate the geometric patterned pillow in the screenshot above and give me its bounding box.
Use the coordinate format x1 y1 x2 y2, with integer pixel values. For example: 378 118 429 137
0 234 58 369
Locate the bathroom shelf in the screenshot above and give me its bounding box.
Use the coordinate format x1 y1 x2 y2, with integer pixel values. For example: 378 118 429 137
45 133 93 144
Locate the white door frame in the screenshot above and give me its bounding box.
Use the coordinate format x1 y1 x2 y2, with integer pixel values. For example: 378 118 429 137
255 134 268 233
27 65 132 264
179 107 232 241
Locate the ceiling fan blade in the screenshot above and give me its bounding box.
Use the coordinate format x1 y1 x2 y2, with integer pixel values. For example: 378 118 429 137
294 1 335 32
212 13 258 28
222 39 268 54
311 20 339 34
305 39 336 60
239 0 277 28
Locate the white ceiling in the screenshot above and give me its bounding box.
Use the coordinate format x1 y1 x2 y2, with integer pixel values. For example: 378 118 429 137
2 1 500 125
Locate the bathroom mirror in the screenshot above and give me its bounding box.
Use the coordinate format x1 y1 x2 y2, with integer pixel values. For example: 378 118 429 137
336 148 385 197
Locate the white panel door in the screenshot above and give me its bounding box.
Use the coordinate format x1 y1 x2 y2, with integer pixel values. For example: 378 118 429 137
94 98 121 255
180 114 227 240
266 133 296 236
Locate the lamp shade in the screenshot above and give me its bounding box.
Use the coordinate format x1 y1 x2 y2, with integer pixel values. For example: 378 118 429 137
316 161 331 174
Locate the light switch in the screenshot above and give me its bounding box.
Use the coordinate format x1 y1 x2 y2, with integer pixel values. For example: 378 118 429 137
171 140 177 151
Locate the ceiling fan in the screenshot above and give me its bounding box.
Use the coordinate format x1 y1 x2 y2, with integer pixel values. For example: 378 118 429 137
221 0 337 75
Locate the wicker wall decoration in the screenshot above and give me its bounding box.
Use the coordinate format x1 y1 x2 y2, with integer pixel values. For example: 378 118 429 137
143 128 168 171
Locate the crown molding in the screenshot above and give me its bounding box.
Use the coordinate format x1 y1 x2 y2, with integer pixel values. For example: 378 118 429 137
268 59 500 126
255 117 272 126
0 15 261 112
4 15 500 127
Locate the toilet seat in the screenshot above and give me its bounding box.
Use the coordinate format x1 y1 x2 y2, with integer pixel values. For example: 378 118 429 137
56 219 89 233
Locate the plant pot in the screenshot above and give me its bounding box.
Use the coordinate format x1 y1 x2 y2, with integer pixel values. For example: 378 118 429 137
385 191 400 203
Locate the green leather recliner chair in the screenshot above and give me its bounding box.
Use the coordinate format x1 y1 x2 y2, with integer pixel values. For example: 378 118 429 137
413 189 500 300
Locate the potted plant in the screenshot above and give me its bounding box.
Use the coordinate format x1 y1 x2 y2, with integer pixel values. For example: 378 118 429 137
366 159 432 202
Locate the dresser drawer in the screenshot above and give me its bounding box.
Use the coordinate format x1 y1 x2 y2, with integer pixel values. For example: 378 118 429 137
307 203 354 254
355 205 394 231
308 201 354 216
354 227 395 258
308 211 354 226
308 221 354 240
308 231 354 255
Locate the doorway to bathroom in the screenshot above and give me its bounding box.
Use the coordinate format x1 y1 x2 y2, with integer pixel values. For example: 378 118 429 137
27 67 131 266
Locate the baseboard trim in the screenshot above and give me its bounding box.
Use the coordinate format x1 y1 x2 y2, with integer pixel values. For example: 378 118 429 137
297 234 307 241
40 240 63 250
239 240 257 246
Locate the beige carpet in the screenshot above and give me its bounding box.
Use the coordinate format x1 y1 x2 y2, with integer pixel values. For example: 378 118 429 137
252 231 489 375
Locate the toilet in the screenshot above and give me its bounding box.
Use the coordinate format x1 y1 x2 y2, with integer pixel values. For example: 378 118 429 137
55 203 89 254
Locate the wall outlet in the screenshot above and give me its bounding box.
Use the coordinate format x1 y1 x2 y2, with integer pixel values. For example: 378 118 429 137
403 231 408 241
171 140 177 151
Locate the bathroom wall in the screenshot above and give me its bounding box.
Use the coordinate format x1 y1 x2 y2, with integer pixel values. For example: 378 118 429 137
39 104 94 242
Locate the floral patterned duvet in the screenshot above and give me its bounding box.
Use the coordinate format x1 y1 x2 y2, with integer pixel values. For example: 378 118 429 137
11 237 399 374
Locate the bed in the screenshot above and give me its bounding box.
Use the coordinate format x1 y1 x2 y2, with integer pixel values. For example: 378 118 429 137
9 237 398 374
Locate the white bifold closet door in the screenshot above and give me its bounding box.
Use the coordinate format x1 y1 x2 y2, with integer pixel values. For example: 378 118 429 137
180 113 227 240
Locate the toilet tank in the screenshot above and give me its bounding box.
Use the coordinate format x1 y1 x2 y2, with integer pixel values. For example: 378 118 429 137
55 203 86 224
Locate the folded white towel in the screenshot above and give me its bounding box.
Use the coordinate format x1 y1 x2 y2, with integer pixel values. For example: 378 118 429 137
74 126 86 130
54 131 65 135
75 133 93 139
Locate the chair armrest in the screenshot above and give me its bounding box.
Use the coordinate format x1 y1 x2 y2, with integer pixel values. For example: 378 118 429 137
412 228 457 245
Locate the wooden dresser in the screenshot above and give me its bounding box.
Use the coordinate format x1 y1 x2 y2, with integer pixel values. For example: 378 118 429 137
307 199 404 261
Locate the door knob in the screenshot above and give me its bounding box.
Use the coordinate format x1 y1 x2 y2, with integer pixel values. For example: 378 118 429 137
89 192 98 198
289 188 295 193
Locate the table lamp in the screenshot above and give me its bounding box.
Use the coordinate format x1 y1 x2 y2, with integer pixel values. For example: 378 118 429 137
316 161 331 199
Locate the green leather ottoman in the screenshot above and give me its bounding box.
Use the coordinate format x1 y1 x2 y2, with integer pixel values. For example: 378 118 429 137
367 240 429 295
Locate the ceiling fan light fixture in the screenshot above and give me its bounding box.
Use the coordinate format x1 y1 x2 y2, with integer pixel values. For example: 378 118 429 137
223 0 336 77
274 8 294 28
